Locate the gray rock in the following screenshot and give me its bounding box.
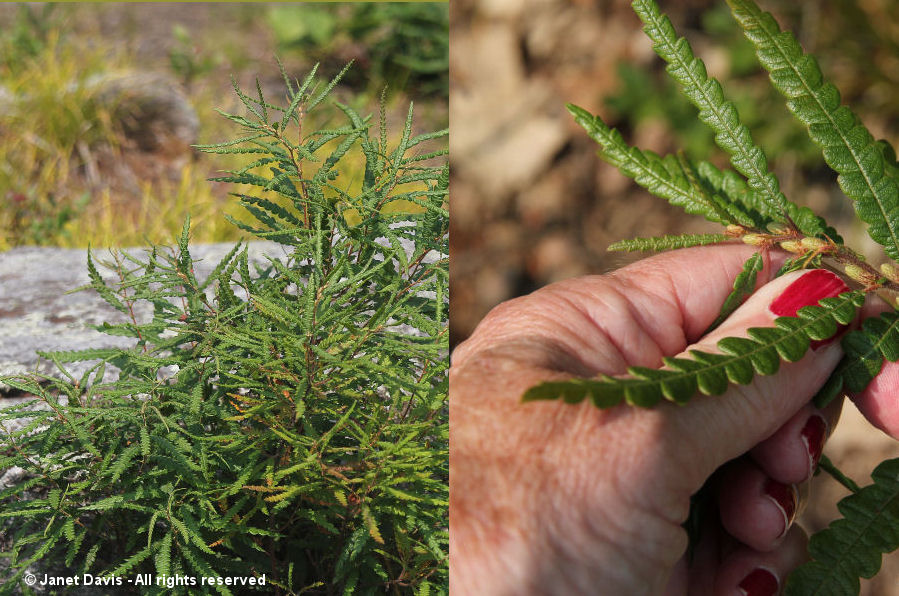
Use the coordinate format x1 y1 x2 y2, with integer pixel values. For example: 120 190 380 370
85 71 199 150
0 72 199 152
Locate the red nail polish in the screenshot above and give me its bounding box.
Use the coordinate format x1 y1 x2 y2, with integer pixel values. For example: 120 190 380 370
738 567 779 596
764 478 797 539
770 269 848 317
802 414 827 477
770 269 849 349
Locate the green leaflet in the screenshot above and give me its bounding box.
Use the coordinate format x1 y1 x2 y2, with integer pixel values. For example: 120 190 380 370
523 291 863 408
109 543 154 576
631 0 792 229
818 455 862 495
728 0 899 260
569 89 837 241
155 532 173 577
678 153 766 229
107 442 141 484
567 104 754 226
35 347 122 363
86 250 129 315
785 458 899 595
607 233 728 252
705 252 763 333
814 311 899 408
695 159 839 241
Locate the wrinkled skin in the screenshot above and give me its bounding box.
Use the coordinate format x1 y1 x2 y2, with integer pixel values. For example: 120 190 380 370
450 245 896 595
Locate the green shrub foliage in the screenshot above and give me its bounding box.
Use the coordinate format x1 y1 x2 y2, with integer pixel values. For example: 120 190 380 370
523 0 899 592
0 64 448 595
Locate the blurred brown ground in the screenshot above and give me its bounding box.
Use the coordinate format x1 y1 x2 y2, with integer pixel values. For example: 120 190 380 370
450 0 899 591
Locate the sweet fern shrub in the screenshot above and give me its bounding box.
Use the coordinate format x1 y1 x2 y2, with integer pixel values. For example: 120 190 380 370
524 1 899 593
0 64 448 595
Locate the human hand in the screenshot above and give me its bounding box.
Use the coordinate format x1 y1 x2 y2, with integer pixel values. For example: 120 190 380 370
450 244 897 595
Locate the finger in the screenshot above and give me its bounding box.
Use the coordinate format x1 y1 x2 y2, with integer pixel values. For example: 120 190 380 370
836 293 899 437
750 398 842 485
713 525 808 596
662 268 850 487
851 360 899 437
718 458 801 553
665 497 722 596
452 244 787 373
850 352 899 438
602 244 790 344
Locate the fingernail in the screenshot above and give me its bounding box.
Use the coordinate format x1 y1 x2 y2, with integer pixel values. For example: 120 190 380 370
770 269 849 349
738 567 779 596
802 414 827 478
764 478 797 539
770 269 848 316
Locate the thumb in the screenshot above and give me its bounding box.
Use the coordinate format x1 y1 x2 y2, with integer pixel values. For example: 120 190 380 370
664 268 850 487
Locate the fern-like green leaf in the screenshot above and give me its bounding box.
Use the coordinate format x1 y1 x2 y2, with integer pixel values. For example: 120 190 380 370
815 311 899 408
86 249 129 315
785 458 899 595
155 532 173 577
728 0 899 259
107 442 141 484
676 152 768 229
695 159 839 240
607 233 729 252
632 0 792 228
109 542 154 576
363 505 385 545
64 527 87 567
523 291 863 408
706 252 763 332
568 104 753 226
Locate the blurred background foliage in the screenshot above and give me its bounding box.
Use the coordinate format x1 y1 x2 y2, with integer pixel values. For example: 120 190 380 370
267 3 448 98
0 2 448 250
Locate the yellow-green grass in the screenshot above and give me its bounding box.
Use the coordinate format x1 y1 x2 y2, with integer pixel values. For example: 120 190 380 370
0 28 441 251
0 32 124 249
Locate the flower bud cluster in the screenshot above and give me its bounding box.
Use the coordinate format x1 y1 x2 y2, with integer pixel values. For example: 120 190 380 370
738 231 837 258
730 226 899 292
741 233 773 247
881 263 899 284
844 264 880 288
